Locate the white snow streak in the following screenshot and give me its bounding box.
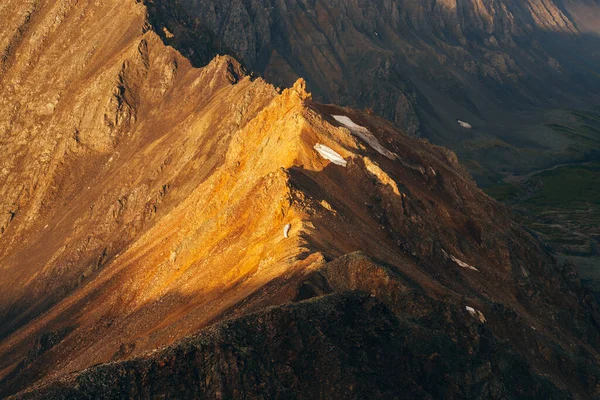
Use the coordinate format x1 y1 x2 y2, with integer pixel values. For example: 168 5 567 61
332 115 397 160
314 143 347 167
442 249 479 272
458 120 472 129
283 223 291 238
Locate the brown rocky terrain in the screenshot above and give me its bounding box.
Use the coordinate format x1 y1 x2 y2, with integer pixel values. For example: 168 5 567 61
1 0 600 398
9 291 589 399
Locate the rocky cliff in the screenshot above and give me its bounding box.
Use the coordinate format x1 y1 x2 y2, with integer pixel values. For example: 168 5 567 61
1 0 600 398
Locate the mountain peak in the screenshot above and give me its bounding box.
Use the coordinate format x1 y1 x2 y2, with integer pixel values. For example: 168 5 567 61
291 78 312 101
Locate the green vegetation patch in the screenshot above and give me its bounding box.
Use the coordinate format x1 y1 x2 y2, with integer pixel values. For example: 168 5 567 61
482 182 525 202
484 163 600 257
522 163 600 210
546 106 600 144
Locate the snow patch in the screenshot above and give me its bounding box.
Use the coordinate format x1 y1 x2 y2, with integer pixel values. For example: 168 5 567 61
333 115 368 133
442 250 479 271
283 223 291 238
450 255 479 271
332 115 396 160
458 120 472 129
314 143 347 167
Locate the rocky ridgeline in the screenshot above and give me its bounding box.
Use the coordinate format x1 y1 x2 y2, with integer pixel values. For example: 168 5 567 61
1 0 600 398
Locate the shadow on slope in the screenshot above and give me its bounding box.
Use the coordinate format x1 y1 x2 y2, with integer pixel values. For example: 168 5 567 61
11 291 579 400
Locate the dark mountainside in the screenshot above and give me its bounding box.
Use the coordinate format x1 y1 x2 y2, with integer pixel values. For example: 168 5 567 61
11 292 589 399
1 0 600 399
147 0 600 181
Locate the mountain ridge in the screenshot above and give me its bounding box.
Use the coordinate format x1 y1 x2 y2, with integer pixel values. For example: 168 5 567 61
1 0 600 398
146 0 600 181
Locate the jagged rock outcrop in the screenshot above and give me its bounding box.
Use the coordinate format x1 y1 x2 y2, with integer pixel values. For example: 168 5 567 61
1 0 600 398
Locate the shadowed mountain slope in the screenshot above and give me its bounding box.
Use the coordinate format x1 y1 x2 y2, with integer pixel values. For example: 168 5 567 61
11 291 584 400
145 0 600 181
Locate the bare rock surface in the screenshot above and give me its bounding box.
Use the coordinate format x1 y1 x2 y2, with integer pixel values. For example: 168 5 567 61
1 0 600 399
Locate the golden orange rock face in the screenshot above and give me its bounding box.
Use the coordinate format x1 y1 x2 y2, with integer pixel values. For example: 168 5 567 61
2 0 600 397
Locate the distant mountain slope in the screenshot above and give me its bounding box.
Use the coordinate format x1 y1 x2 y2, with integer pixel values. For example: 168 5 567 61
147 0 600 181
